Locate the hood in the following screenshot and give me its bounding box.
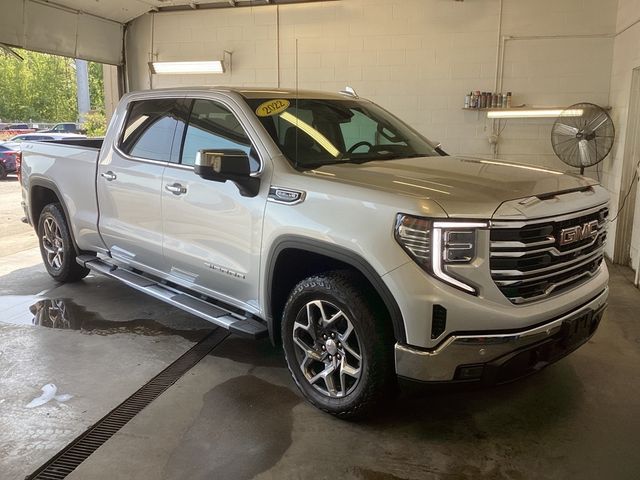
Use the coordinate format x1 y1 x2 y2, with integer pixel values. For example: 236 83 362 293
304 155 598 218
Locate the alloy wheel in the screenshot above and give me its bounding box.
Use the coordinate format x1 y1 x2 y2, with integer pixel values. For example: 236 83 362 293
42 217 64 270
292 299 363 398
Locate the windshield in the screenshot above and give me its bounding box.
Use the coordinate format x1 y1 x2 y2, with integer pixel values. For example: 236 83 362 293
245 97 440 168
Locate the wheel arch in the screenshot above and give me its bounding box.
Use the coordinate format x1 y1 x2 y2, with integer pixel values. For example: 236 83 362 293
265 236 406 345
29 177 82 255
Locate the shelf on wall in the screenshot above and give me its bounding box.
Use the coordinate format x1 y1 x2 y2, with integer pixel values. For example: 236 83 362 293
462 105 611 119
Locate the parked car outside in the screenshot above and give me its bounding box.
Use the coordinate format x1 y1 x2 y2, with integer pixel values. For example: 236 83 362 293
2 123 30 130
0 142 20 179
0 124 36 141
40 123 86 135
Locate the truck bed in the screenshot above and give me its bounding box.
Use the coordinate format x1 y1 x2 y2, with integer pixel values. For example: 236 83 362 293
21 138 105 253
45 138 104 150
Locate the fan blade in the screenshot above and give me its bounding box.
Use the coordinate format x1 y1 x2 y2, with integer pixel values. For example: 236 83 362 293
554 123 579 136
578 139 591 166
585 112 608 133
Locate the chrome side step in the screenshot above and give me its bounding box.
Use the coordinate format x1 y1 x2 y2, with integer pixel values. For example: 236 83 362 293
77 255 267 339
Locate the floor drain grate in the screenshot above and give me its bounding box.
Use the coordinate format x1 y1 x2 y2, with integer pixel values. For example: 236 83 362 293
27 328 229 480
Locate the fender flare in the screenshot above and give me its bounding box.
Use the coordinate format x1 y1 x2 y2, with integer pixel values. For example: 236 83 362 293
264 235 406 343
28 176 82 255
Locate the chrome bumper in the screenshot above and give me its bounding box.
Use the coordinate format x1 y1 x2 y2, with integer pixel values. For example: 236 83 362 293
395 287 609 382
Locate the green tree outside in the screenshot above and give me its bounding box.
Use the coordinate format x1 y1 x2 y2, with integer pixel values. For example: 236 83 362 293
0 48 104 124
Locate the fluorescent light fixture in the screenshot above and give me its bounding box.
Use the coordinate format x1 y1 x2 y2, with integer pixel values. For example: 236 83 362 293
487 109 584 119
149 60 225 74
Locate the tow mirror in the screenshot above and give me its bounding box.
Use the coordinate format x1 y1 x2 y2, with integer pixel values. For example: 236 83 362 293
194 149 260 197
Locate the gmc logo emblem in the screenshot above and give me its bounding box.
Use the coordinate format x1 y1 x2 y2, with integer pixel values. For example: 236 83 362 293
559 220 599 246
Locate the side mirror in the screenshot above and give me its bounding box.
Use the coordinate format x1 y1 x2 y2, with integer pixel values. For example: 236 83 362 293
194 149 260 197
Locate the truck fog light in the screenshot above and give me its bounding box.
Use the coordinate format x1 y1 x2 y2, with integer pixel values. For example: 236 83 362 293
457 364 485 380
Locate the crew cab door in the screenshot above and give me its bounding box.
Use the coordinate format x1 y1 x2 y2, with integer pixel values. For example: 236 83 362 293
161 97 267 312
97 97 189 271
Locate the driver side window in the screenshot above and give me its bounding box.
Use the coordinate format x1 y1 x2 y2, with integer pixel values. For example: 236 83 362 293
181 99 260 172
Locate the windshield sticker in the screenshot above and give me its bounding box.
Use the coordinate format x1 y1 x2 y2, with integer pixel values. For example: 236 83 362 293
255 99 290 117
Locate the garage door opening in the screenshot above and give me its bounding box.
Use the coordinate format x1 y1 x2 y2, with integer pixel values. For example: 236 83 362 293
0 47 116 140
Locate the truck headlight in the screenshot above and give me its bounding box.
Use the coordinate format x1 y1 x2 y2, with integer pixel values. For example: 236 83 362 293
395 215 488 294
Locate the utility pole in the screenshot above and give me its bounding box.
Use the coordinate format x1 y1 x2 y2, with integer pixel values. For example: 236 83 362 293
75 59 90 124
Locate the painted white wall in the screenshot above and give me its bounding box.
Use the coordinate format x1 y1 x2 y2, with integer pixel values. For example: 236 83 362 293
606 0 640 267
126 0 617 168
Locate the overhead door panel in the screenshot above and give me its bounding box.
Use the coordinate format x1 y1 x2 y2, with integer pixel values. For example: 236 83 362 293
0 0 123 65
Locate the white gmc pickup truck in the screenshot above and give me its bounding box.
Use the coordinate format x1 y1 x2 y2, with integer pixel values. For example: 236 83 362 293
19 87 609 418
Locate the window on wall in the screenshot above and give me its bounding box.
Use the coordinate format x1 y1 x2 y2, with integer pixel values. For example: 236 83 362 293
119 99 190 162
181 99 260 172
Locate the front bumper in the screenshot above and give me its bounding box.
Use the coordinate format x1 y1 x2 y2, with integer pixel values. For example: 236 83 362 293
395 287 608 383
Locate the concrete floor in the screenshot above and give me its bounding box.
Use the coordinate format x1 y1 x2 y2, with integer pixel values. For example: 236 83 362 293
1 178 640 480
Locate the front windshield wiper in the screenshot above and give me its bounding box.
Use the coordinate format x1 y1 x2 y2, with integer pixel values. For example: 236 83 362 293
347 152 433 163
298 153 434 170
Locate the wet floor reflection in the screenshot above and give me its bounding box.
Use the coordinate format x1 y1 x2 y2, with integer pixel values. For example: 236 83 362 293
1 296 213 341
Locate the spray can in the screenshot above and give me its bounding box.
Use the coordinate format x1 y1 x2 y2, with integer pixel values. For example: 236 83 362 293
464 93 471 109
502 93 508 108
506 92 512 108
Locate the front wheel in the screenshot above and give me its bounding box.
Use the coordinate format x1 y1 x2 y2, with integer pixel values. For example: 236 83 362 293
281 271 396 419
37 203 90 282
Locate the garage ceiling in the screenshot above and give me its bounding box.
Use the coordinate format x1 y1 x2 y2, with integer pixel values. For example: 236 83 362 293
33 0 332 24
0 0 331 64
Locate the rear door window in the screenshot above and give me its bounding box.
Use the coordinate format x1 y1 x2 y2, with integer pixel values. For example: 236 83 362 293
119 99 190 162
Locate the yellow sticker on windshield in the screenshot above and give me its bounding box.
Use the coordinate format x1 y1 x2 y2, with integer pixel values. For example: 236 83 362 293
255 99 290 117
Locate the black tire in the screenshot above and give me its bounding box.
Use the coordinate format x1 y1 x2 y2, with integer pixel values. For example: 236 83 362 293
281 271 396 419
0 163 6 180
37 203 90 282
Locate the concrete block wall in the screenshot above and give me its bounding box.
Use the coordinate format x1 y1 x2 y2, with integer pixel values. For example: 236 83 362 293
606 0 640 267
126 0 617 172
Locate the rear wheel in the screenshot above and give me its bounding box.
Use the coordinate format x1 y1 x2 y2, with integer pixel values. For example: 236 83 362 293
281 271 396 419
0 164 6 180
37 203 89 282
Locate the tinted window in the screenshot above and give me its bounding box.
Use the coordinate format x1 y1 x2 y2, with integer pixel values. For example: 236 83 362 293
246 98 439 168
181 99 259 171
119 99 190 162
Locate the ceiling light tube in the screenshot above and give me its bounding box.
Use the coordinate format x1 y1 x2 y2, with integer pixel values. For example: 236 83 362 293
149 60 225 74
487 109 583 119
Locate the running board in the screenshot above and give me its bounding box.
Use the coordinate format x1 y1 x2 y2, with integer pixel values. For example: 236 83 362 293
77 255 267 339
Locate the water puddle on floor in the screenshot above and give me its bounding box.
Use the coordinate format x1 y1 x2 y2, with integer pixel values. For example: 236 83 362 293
0 295 212 341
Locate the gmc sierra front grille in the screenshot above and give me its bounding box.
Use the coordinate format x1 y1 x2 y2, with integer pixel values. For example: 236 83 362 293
489 205 608 304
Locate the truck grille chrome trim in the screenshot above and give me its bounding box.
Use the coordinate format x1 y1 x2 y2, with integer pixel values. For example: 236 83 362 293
490 205 608 304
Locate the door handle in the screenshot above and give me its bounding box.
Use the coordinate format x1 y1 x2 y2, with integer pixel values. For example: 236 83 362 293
101 171 117 181
165 183 187 195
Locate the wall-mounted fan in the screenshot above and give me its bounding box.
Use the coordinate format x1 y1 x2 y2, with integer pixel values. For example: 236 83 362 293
551 102 615 174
